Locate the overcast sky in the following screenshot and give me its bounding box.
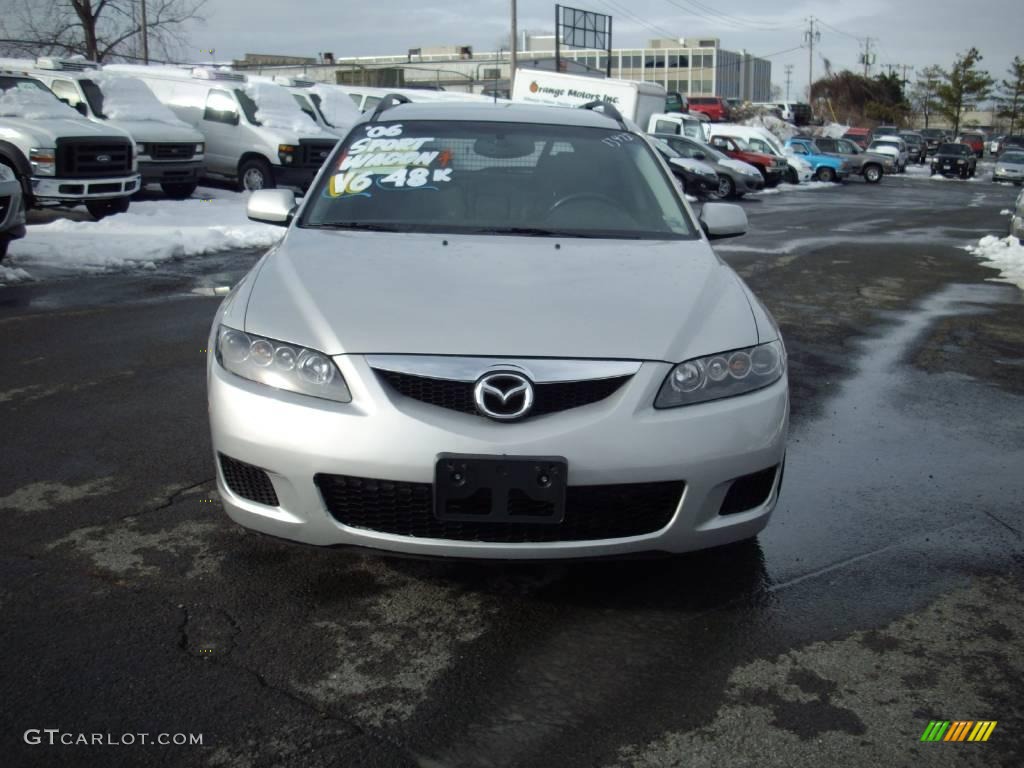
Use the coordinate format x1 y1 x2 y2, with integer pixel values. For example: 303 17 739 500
191 0 1017 97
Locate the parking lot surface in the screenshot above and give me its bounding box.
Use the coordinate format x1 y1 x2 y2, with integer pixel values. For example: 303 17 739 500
1 174 1022 767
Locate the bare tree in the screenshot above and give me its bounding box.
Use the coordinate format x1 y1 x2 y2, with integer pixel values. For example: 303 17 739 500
0 0 205 63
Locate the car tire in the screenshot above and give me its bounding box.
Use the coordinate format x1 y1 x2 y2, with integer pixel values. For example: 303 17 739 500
785 167 799 185
0 239 7 264
85 197 130 220
160 182 198 199
863 164 882 184
1 160 35 210
238 157 275 192
716 174 736 199
815 166 836 183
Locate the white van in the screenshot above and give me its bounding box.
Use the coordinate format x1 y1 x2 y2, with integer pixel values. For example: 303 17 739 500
258 76 358 137
104 65 338 191
0 57 206 198
339 85 494 113
511 69 666 129
647 112 709 142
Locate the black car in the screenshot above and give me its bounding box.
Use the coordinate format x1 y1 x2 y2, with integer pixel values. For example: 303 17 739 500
930 143 977 178
919 128 950 156
650 138 720 197
900 132 927 164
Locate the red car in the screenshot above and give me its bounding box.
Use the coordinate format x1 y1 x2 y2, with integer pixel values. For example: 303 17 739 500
687 96 730 122
708 135 786 185
842 127 873 149
957 132 985 158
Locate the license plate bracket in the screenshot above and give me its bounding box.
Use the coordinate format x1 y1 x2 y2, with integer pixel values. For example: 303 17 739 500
434 453 567 524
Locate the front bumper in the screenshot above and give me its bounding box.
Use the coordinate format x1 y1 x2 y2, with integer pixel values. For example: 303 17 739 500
272 165 320 190
31 174 140 202
993 170 1024 183
139 159 204 185
208 354 789 559
737 175 765 193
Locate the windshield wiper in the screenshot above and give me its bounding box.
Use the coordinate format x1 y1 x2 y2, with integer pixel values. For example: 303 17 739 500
469 226 614 238
305 222 407 232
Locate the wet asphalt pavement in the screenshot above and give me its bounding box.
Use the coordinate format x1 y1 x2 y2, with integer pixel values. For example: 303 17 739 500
1 171 1023 767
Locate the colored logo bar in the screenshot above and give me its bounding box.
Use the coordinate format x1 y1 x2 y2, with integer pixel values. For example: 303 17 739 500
921 721 997 742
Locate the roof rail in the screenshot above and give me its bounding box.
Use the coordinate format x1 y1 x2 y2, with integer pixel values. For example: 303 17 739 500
367 93 412 122
579 100 628 130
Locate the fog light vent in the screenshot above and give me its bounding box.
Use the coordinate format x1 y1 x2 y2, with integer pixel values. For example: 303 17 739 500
719 465 778 515
219 454 279 506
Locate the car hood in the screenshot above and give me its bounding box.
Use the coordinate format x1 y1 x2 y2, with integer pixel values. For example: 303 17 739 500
105 118 203 143
244 230 759 362
669 157 717 178
0 116 133 143
996 160 1024 170
720 157 761 174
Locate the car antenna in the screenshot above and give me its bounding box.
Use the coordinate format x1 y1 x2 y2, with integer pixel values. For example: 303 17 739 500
367 93 412 123
578 100 628 131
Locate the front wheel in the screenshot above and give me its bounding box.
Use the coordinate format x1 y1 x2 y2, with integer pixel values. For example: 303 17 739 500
815 166 836 183
0 239 7 263
161 181 198 199
863 164 882 184
85 197 130 220
238 158 275 192
715 174 736 199
785 166 799 185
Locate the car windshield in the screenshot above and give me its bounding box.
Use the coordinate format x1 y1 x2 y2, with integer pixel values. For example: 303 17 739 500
1000 152 1024 163
302 120 696 239
937 143 968 154
80 79 106 118
0 75 50 93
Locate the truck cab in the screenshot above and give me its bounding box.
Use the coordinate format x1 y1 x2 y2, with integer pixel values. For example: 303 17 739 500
646 112 708 142
2 57 206 198
0 71 139 219
784 138 851 182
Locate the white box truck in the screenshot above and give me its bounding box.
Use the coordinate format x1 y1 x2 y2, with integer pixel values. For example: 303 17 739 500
511 69 666 129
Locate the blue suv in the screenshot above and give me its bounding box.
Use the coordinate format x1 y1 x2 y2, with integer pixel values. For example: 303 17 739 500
785 138 850 182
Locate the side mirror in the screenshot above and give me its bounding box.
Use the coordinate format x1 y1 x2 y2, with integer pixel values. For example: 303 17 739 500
247 189 296 226
700 203 748 240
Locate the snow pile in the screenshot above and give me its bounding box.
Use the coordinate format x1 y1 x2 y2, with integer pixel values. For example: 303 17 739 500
741 114 798 143
6 193 283 274
0 85 79 119
818 122 850 139
92 74 189 126
752 181 839 195
246 81 323 134
0 265 32 285
965 235 1024 290
312 87 361 131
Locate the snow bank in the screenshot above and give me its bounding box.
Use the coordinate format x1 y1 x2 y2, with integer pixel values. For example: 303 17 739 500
6 193 283 275
92 74 189 126
0 265 32 285
752 181 839 196
0 85 79 119
818 122 850 139
965 235 1024 290
741 114 797 143
245 81 323 134
312 87 361 131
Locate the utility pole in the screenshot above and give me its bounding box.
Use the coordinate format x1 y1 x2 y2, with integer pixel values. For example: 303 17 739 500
899 63 914 89
883 63 897 77
140 0 149 64
784 64 793 101
804 17 820 103
859 37 874 77
509 0 517 91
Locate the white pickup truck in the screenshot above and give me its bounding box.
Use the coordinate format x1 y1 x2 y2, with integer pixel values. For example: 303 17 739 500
0 71 139 219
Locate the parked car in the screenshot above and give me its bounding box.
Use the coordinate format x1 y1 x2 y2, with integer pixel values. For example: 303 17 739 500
0 71 139 219
687 96 731 122
706 124 812 184
751 101 812 125
650 137 719 197
647 112 708 141
0 162 26 262
957 132 985 158
105 65 337 191
707 134 786 186
873 125 899 137
868 136 908 172
930 142 977 178
1011 188 1024 238
665 91 688 113
784 138 851 182
989 135 1005 155
652 133 765 198
899 132 927 164
993 150 1024 184
842 127 873 149
814 136 894 183
1 57 207 198
919 128 950 156
997 135 1024 157
213 99 789 558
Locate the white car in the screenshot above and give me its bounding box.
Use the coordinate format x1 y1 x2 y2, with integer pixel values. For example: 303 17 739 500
209 100 789 559
869 137 908 172
0 162 26 261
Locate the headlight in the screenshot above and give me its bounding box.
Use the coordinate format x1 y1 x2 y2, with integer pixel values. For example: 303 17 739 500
29 147 56 176
655 340 785 408
195 142 205 154
957 159 965 164
136 142 148 157
215 325 351 403
278 144 298 165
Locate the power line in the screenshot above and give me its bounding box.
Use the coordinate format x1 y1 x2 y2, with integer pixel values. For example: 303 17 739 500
658 0 801 32
815 19 864 43
594 0 682 43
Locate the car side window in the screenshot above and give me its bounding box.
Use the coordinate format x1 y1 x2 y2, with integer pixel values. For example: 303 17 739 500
204 88 240 125
790 144 808 155
50 79 81 108
710 136 729 150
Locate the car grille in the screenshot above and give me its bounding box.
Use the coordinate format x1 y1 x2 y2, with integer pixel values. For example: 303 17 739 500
315 473 684 543
298 139 337 167
219 454 279 506
374 370 631 419
151 143 195 160
55 138 133 178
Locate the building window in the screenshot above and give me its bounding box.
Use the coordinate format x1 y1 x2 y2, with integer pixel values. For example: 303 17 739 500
645 54 665 68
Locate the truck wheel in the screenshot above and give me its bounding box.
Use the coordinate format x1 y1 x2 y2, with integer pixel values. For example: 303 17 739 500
785 167 799 185
863 164 882 184
161 182 198 199
716 174 736 199
239 158 275 192
2 160 35 209
815 166 836 183
86 197 131 220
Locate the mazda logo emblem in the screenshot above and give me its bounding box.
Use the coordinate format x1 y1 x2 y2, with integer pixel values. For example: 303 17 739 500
96 154 111 162
473 372 534 421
